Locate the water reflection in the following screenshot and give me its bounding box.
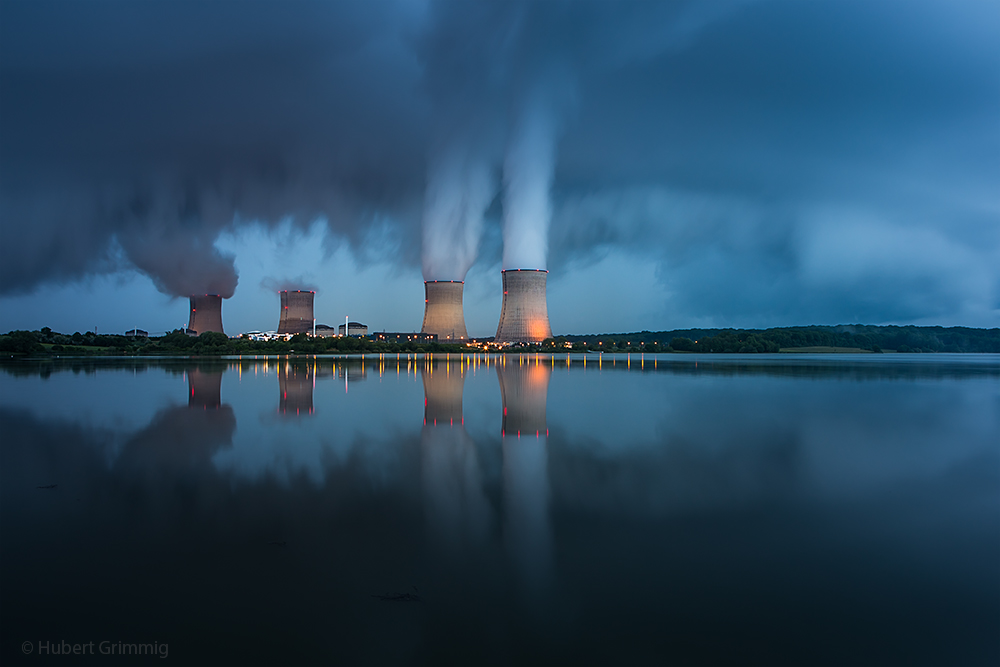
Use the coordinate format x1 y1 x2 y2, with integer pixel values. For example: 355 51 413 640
0 354 997 666
420 361 491 558
277 361 314 416
498 358 552 591
125 366 236 470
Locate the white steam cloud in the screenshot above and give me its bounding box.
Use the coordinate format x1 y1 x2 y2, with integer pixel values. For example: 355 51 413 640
502 92 559 271
421 147 496 281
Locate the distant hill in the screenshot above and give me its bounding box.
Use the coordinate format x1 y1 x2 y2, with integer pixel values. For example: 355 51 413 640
557 325 1000 353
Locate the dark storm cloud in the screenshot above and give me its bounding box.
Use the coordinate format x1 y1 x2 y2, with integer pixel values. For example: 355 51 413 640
1 0 997 324
1 0 427 297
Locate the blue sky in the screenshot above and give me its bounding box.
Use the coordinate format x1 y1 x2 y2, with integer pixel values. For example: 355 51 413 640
1 0 997 335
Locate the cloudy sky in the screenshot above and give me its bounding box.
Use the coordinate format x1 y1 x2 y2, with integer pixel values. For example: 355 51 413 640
1 0 997 336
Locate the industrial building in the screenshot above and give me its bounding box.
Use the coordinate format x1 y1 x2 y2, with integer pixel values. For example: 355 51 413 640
339 322 368 337
374 332 438 343
421 280 469 340
188 294 225 335
125 329 148 338
277 290 315 335
494 269 552 344
314 324 338 338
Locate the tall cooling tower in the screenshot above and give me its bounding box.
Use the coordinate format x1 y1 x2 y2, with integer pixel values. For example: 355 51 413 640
495 270 552 344
421 281 469 341
277 290 315 335
188 295 224 335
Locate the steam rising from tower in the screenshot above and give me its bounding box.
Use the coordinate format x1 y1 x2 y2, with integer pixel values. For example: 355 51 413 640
502 96 556 271
495 270 552 343
492 84 562 344
188 295 224 335
277 290 315 335
421 281 469 340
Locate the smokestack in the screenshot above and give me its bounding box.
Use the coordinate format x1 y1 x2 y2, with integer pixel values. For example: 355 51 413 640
188 294 224 335
421 281 469 341
277 290 315 335
495 270 552 344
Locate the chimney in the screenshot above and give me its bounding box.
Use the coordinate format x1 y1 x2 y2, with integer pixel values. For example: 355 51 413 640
421 280 469 341
188 295 224 335
277 290 315 335
495 270 552 344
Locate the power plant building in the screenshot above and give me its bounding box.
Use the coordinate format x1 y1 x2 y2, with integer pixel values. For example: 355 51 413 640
421 281 469 341
374 332 438 343
495 270 552 344
188 295 224 335
339 322 368 337
277 290 315 335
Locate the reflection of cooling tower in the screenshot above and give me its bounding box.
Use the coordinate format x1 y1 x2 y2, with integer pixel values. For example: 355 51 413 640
188 295 224 335
422 363 490 556
495 270 552 343
278 363 314 416
421 281 469 340
277 290 315 335
423 364 465 425
498 360 550 437
118 368 235 470
188 368 223 409
498 361 552 591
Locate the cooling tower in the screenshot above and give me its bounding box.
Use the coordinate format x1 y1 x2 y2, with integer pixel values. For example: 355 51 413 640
421 281 469 341
277 290 315 335
188 294 224 335
495 270 552 344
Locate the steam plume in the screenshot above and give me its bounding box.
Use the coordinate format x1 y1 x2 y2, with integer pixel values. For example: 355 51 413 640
502 89 560 271
421 147 495 281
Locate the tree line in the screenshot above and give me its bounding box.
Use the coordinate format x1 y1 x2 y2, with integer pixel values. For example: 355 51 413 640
557 324 1000 353
3 324 1000 357
0 328 467 356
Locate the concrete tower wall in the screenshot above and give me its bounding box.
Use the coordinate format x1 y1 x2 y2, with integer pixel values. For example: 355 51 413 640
188 295 224 335
495 270 552 344
421 281 469 341
278 290 315 335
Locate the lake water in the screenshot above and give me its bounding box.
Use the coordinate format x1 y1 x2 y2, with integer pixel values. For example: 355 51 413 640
2 353 998 666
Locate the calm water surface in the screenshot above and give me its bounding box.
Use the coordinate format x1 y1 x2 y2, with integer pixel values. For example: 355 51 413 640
2 354 998 666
